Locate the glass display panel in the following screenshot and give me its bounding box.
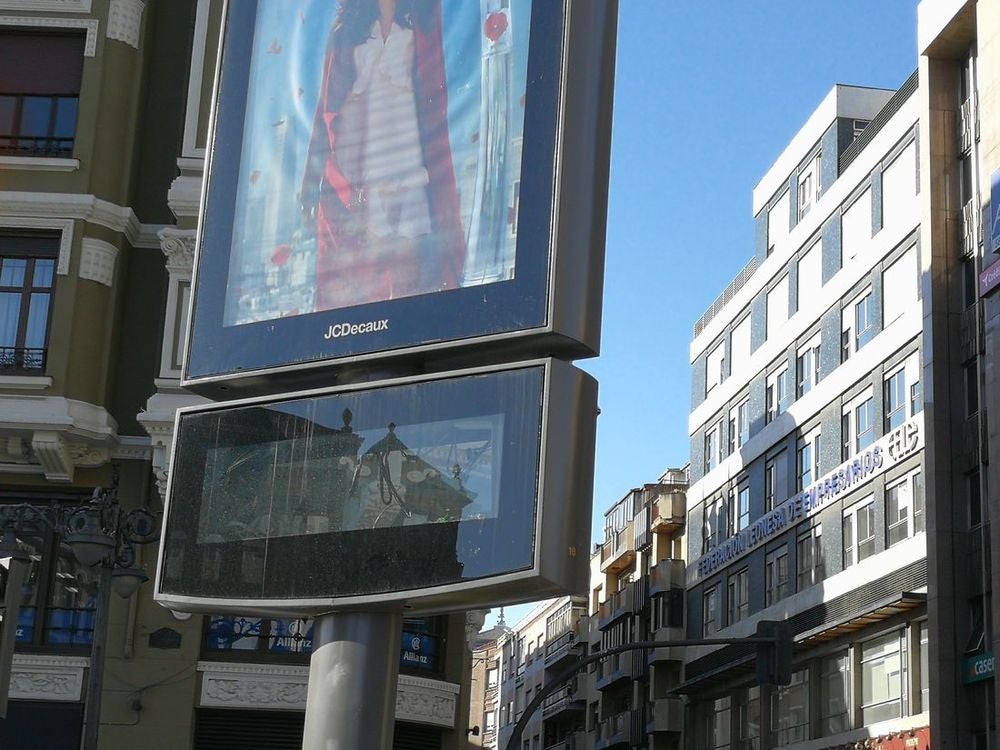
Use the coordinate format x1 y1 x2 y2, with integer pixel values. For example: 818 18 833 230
186 0 577 381
160 365 543 601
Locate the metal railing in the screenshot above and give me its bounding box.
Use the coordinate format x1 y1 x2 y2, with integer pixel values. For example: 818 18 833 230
0 347 46 371
693 255 759 337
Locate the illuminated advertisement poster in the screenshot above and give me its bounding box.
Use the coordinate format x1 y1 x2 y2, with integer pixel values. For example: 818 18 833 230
228 1 528 321
184 0 619 389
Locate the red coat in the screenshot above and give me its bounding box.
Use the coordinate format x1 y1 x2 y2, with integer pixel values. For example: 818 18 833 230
301 4 466 310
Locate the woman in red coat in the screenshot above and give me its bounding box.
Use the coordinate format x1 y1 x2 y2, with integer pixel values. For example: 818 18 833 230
301 0 466 311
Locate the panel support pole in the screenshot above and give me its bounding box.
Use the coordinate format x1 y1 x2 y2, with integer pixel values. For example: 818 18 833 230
302 611 403 750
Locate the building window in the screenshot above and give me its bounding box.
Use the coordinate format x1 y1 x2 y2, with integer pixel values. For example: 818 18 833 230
704 419 723 474
703 586 719 636
843 497 876 568
918 621 929 713
767 190 790 255
728 398 750 453
820 651 851 736
765 451 785 512
204 616 313 656
861 631 907 724
484 711 496 732
766 365 789 424
796 241 822 311
842 288 874 361
729 482 750 534
766 276 790 342
9 501 100 647
842 188 872 263
968 471 982 528
797 427 821 490
965 361 979 416
886 470 924 546
885 367 907 431
765 547 789 607
772 669 809 745
882 246 918 326
842 390 875 459
731 314 751 373
796 524 824 590
702 495 724 554
0 232 59 372
727 568 749 626
735 686 761 746
487 666 499 688
881 141 917 230
706 341 725 395
796 335 821 397
0 31 85 157
706 696 731 749
798 153 821 220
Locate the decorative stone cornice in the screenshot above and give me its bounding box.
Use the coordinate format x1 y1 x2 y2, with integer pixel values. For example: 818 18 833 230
196 662 460 727
10 654 89 702
167 175 203 220
395 674 460 727
0 216 74 275
0 396 119 480
0 16 99 55
137 388 210 500
0 192 162 249
106 0 144 49
79 237 119 287
159 227 196 274
0 1 92 12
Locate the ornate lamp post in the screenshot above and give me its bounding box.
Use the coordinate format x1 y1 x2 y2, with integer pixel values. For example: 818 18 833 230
0 466 159 749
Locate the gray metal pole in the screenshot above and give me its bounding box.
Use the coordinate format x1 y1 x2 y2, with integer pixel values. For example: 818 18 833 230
0 559 27 719
302 611 403 750
80 564 113 750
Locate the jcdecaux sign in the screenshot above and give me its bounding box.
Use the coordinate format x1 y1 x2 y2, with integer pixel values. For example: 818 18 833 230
691 417 923 582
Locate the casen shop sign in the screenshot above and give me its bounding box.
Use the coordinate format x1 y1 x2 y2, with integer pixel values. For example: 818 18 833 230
963 652 995 684
692 417 922 581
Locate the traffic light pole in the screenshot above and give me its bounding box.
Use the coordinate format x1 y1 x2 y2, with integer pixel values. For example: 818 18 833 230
503 626 789 750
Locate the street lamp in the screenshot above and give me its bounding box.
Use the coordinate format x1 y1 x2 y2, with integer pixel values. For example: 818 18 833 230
0 465 159 749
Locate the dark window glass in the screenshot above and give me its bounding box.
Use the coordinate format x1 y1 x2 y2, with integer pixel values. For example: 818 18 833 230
0 232 59 372
0 32 84 156
160 367 545 602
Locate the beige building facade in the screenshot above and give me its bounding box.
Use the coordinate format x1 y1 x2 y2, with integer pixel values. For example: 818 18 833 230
0 2 477 748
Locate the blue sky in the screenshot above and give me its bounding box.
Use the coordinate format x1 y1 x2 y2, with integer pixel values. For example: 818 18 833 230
486 0 920 630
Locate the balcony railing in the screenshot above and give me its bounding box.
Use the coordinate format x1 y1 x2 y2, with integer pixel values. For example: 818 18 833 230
600 519 635 573
647 625 685 664
596 710 632 749
649 491 685 533
597 586 633 630
541 679 584 718
596 650 634 690
646 697 683 733
958 96 975 153
960 200 979 258
649 559 685 596
0 346 47 372
544 731 587 750
0 94 78 158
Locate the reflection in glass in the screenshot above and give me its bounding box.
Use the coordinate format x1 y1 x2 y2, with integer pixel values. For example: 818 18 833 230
198 410 501 543
162 366 543 601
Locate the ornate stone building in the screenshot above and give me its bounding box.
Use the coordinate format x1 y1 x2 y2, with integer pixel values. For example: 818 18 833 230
0 1 476 747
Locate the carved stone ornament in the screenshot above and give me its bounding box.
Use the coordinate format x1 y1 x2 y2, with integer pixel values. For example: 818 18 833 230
197 663 459 727
0 1 92 11
10 655 88 702
158 227 196 274
106 0 145 49
0 16 99 56
79 238 119 287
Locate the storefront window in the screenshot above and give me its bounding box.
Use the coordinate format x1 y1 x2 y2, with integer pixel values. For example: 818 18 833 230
861 631 907 724
820 652 851 735
772 669 809 745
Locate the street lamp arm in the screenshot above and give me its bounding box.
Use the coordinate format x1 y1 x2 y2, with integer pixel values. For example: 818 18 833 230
503 635 778 750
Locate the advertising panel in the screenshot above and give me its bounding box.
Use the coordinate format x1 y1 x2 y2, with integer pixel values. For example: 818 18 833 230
184 0 617 395
154 359 596 614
